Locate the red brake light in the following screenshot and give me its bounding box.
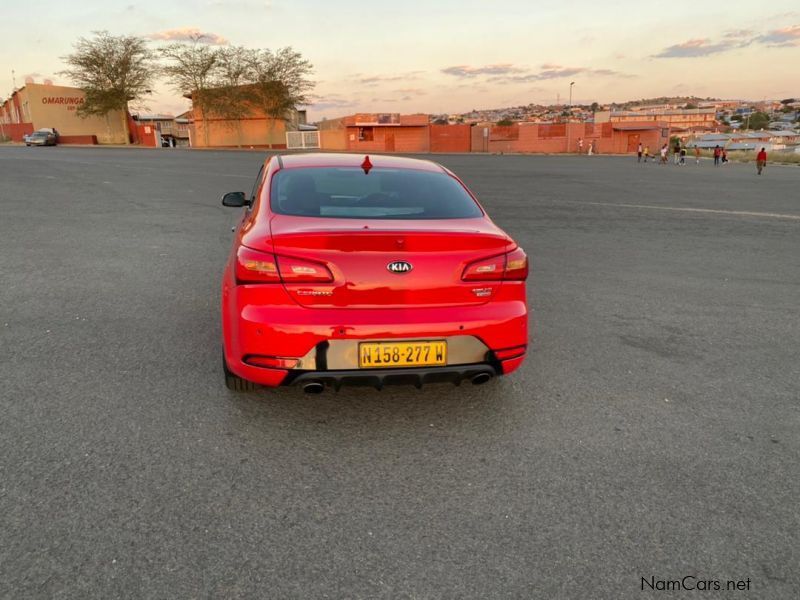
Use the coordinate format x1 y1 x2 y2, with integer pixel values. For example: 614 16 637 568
462 248 528 282
236 247 333 284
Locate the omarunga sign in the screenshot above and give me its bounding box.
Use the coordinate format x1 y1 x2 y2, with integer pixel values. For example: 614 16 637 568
42 97 85 106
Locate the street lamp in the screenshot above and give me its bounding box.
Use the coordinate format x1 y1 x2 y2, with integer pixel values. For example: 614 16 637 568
567 81 575 153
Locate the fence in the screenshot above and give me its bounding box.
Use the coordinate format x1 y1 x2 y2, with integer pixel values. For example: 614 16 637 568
286 131 320 149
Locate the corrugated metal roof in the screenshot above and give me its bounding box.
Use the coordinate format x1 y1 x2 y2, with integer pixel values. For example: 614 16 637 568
727 143 757 150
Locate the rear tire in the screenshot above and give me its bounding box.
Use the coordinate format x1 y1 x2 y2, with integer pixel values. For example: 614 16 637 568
223 354 259 392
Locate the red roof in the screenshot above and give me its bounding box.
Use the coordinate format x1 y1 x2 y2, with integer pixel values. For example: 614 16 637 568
278 152 444 172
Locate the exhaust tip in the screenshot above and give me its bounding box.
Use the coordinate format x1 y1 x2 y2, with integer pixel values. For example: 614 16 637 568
470 372 492 385
302 381 325 394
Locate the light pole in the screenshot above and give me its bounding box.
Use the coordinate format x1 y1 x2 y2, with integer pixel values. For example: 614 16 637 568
567 81 575 153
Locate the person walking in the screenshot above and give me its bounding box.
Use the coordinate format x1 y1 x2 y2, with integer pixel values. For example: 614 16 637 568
673 140 681 165
578 137 584 154
756 147 767 175
643 145 650 162
679 147 686 165
695 146 701 165
637 142 643 162
660 144 668 164
713 145 721 166
721 149 728 164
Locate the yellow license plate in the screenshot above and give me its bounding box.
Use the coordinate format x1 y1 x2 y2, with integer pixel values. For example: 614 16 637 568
359 341 447 368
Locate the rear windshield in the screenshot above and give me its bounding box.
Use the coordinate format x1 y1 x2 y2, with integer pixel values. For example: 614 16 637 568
270 167 483 219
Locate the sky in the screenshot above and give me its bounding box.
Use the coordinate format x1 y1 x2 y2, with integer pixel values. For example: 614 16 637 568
1 0 798 120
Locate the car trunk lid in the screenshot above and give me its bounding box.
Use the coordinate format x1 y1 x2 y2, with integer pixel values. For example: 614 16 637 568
265 215 514 308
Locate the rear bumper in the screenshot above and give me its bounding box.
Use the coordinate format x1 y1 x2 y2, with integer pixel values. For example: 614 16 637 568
222 280 528 387
288 364 497 391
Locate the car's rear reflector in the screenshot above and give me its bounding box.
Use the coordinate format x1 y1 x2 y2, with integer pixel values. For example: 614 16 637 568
493 345 527 360
244 355 299 369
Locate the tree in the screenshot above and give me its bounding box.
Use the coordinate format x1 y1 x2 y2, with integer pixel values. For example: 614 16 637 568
745 111 770 130
590 102 600 113
684 102 698 109
209 46 258 147
60 31 155 144
496 118 514 126
246 47 313 144
160 35 220 146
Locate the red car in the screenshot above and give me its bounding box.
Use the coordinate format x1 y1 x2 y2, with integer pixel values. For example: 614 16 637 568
221 153 528 392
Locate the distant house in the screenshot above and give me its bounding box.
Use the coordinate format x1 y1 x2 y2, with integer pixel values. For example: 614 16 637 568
185 84 304 149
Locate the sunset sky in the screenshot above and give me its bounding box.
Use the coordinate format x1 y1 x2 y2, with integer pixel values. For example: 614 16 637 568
1 0 798 120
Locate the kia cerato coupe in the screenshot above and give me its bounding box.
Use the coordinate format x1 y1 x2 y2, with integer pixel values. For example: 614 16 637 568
220 153 528 392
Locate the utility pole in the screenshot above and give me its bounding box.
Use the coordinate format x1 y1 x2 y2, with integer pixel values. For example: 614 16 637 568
567 81 575 153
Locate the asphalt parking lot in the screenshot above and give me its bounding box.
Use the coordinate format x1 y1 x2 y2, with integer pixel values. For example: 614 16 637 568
1 146 798 599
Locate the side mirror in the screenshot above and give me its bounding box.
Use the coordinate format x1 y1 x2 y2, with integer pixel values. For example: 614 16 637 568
221 191 249 207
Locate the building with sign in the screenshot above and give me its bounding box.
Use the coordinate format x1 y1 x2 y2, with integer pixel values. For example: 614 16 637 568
0 83 128 144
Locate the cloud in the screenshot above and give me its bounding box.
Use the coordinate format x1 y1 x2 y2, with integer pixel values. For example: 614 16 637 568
354 72 424 86
147 27 228 45
309 94 358 110
441 64 525 78
755 24 800 47
654 24 799 57
395 88 427 95
723 29 753 38
653 38 749 58
491 64 633 83
442 62 631 84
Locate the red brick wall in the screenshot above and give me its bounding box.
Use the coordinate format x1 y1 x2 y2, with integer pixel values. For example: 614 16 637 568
2 122 34 142
344 126 429 153
389 127 429 152
430 124 471 153
58 135 98 145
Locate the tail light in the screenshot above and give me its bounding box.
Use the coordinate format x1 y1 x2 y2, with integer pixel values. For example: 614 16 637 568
236 246 280 283
236 246 333 284
503 247 528 280
462 247 528 282
276 255 334 283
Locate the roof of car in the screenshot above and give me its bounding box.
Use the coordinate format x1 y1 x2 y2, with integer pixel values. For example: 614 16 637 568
276 153 445 173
